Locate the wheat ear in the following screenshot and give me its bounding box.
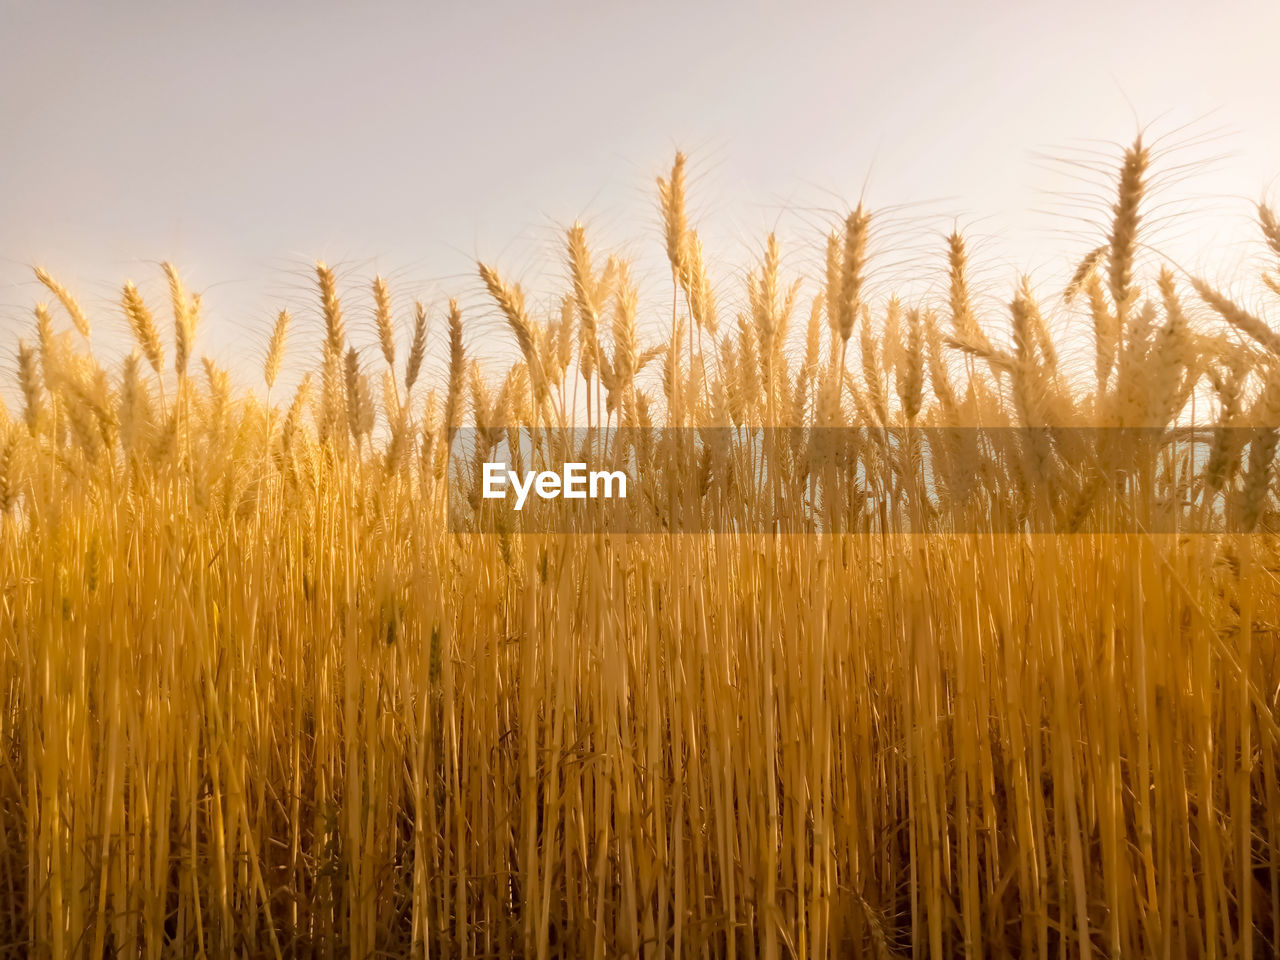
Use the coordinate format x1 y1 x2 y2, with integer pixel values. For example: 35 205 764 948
405 301 427 393
373 275 396 369
122 281 165 374
34 267 90 340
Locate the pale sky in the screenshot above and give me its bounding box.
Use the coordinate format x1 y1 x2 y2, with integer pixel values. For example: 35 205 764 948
2 0 1277 384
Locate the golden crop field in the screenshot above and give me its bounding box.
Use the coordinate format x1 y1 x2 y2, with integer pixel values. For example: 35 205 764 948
1 139 1279 958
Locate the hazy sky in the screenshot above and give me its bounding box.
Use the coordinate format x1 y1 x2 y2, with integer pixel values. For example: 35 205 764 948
2 0 1277 377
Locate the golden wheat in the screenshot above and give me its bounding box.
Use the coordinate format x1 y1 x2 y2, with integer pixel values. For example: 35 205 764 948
1 137 1279 958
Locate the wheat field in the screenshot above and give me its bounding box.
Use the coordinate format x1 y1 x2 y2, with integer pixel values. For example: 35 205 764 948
1 138 1279 958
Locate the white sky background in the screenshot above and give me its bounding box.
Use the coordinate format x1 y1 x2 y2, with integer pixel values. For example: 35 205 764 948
1 0 1278 393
